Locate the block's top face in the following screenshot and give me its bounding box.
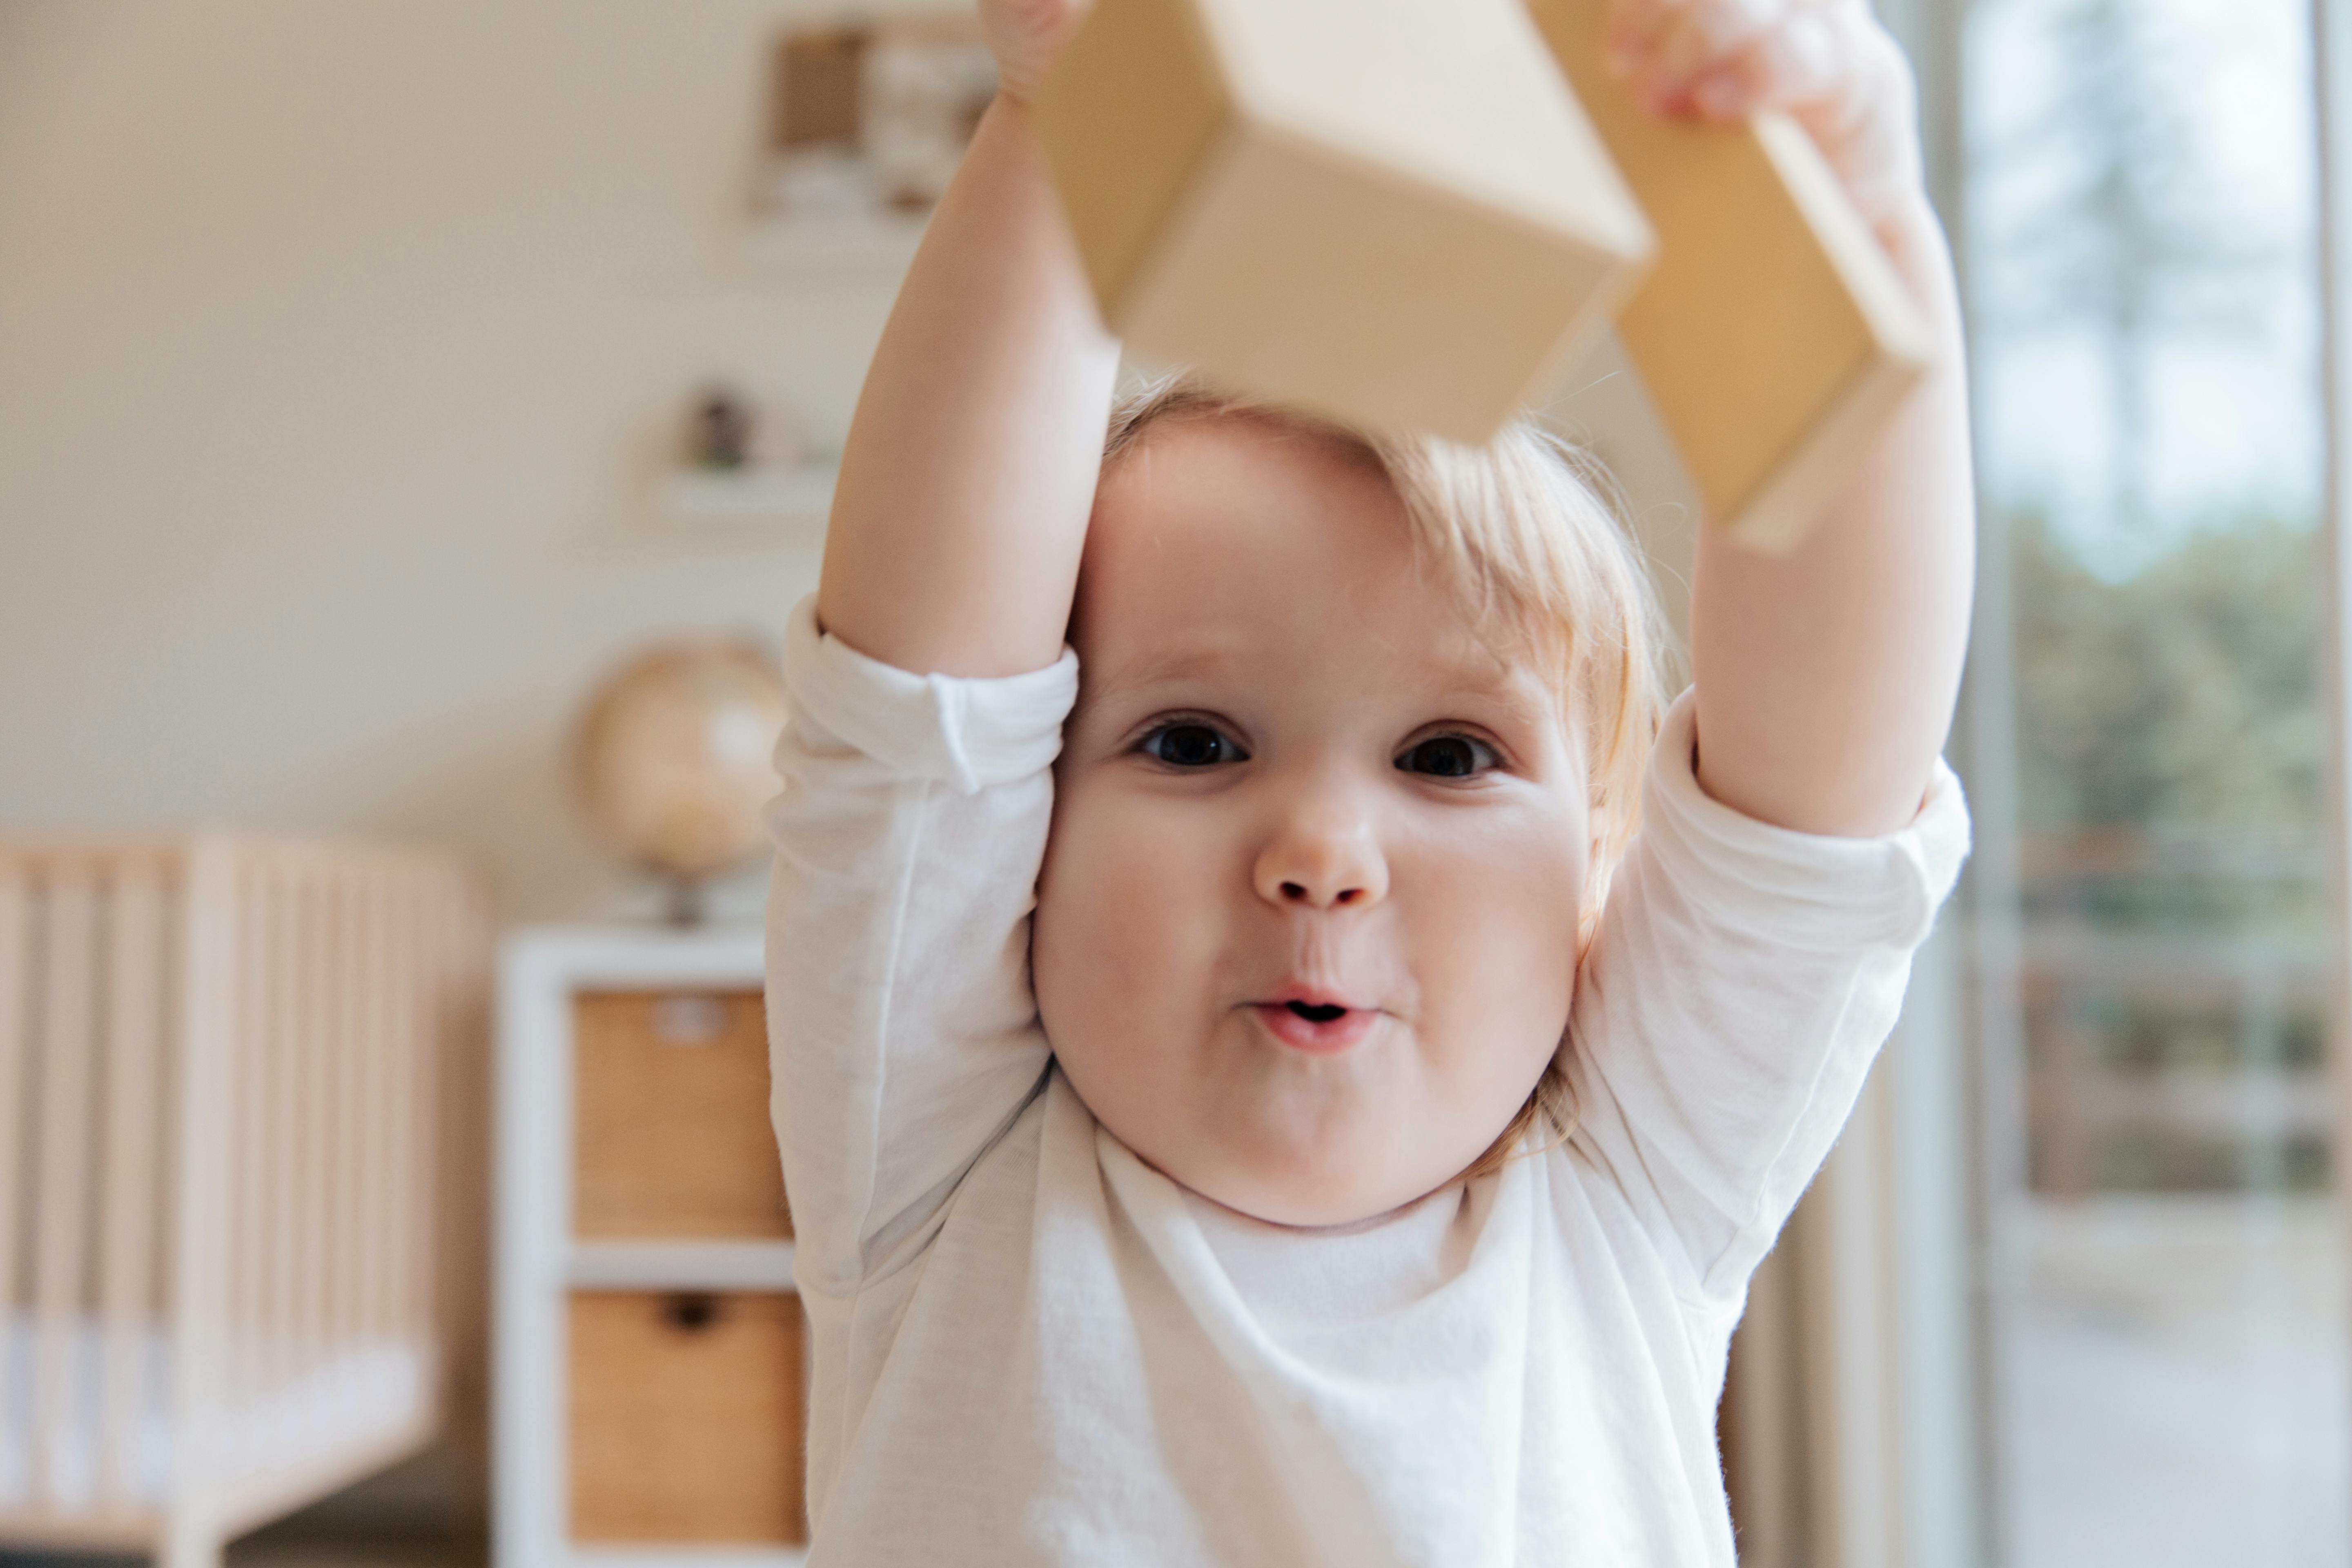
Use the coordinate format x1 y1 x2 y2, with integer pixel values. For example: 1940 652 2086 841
1194 0 1650 259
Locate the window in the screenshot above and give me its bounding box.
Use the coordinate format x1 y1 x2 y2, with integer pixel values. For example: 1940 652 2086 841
1960 0 2346 1561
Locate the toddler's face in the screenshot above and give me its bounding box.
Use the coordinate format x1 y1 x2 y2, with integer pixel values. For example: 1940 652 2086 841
1033 416 1593 1227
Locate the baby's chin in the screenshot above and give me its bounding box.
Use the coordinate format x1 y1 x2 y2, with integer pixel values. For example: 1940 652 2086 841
1107 1100 1495 1229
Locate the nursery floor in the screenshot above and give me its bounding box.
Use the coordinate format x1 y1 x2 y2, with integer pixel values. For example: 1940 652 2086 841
2007 1192 2347 1568
229 1528 484 1568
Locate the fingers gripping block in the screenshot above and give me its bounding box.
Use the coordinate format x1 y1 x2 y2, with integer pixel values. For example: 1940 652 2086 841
1528 0 1934 553
1033 0 1656 447
1034 0 1936 552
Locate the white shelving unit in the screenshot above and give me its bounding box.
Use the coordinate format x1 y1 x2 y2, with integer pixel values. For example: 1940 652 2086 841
496 926 805 1568
567 1239 797 1292
657 466 836 535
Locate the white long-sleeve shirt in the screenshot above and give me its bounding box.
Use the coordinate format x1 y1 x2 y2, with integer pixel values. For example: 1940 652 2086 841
764 594 1970 1566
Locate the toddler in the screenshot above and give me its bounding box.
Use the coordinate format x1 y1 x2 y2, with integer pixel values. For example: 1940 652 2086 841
765 0 1975 1560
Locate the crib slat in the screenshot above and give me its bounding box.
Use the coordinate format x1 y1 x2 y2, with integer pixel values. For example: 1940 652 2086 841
281 859 312 1392
325 860 347 1362
370 875 399 1355
280 858 307 1389
386 868 417 1345
336 860 362 1363
386 871 423 1345
170 837 243 1529
0 866 29 1494
325 866 349 1360
98 866 169 1509
229 858 267 1409
31 871 98 1508
266 858 302 1396
294 858 327 1388
225 860 252 1408
341 865 373 1354
373 871 400 1348
415 871 448 1347
318 860 343 1376
350 874 380 1348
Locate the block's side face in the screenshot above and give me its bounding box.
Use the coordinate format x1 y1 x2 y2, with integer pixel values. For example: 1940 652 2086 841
1706 116 1935 546
1753 114 1938 368
1121 126 1634 444
1530 0 1903 531
1033 0 1233 326
1201 0 1651 264
1721 346 1928 553
1612 125 1875 524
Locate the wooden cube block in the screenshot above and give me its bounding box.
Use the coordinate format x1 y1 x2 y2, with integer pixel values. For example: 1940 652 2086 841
1527 0 1935 552
1034 0 1654 444
572 990 791 1241
568 1290 807 1543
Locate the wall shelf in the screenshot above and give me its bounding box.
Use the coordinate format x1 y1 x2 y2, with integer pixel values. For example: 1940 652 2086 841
742 210 927 274
657 466 835 533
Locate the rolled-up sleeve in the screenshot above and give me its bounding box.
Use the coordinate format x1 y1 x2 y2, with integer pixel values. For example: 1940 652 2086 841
764 593 1078 1299
1565 688 1971 1303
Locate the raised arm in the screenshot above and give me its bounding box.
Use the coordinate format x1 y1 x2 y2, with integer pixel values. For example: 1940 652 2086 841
768 7 1116 1306
1610 0 1976 837
816 10 1120 680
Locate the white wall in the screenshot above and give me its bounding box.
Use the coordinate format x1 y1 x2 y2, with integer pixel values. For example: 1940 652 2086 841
0 0 1697 925
0 0 891 920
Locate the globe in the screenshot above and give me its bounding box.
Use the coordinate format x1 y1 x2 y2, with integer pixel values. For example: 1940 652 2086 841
571 638 789 905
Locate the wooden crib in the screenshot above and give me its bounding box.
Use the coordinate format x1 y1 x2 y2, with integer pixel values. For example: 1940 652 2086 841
0 836 490 1568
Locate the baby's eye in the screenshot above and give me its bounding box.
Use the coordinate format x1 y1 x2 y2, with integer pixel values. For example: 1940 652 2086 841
1396 734 1499 779
1140 722 1250 768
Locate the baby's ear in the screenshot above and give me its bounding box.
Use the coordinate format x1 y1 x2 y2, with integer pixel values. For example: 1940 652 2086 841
1584 797 1615 877
1575 801 1623 958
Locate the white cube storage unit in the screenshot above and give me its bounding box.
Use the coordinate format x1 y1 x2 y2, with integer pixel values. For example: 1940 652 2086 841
496 927 804 1568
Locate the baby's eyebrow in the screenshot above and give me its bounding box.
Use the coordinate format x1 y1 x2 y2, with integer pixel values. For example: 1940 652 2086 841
1086 643 1557 718
1087 644 1240 696
1409 652 1578 733
1401 641 1545 700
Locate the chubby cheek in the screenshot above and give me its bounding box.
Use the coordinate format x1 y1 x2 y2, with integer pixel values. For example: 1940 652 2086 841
1397 816 1586 1120
1031 774 1230 1120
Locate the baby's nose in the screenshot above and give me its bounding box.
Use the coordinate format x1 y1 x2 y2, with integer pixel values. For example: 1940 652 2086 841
1252 811 1389 911
1278 877 1367 906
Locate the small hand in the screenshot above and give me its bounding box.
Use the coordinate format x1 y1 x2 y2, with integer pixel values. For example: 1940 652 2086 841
1603 0 1925 229
980 0 1095 105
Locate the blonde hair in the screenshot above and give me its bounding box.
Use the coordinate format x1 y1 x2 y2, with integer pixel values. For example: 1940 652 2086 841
1100 376 1670 1182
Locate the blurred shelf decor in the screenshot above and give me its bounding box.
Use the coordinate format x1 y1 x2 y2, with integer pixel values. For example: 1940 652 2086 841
0 838 492 1568
569 635 789 926
655 386 835 537
746 13 995 277
494 929 804 1568
657 466 836 532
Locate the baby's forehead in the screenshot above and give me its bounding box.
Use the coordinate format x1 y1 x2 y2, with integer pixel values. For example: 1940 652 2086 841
1075 410 1581 721
1080 417 1423 626
1088 625 1533 698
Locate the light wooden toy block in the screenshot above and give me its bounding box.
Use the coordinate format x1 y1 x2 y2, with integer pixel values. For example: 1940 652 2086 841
1527 0 1936 553
1033 0 1655 445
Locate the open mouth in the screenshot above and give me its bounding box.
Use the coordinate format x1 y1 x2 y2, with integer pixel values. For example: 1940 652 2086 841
1250 998 1375 1053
